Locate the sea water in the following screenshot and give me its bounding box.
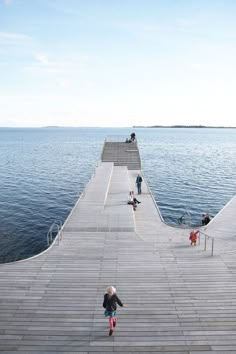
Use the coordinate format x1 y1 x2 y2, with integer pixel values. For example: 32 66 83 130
0 127 235 262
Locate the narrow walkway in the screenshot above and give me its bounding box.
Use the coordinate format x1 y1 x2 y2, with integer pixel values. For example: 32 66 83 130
0 163 236 353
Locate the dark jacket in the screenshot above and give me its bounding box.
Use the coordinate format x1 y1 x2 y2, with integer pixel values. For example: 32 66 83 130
103 293 123 312
136 176 142 184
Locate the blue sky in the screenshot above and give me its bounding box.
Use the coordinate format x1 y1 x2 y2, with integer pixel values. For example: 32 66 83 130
0 0 236 127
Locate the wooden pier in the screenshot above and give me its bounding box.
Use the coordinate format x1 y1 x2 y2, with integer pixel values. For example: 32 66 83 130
0 140 236 353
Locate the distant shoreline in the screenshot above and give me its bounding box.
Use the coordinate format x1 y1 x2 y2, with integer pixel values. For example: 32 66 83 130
0 125 235 129
133 125 236 129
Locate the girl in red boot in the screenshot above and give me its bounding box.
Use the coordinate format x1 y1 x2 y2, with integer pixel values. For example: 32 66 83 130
103 286 124 336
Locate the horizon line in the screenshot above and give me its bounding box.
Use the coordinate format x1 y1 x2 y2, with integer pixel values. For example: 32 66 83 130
0 125 236 129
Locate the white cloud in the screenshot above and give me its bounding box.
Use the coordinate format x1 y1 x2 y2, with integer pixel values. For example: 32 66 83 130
3 0 12 5
191 63 202 71
25 54 84 74
0 32 31 40
56 79 71 88
35 54 49 65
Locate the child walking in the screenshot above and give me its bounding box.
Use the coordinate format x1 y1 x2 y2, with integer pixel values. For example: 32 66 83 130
189 230 199 246
103 286 124 336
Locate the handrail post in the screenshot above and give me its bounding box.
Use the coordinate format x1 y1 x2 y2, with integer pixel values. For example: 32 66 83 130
57 225 60 245
196 230 214 256
211 238 214 256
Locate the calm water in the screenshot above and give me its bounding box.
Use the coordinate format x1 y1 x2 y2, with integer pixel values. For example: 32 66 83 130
0 127 236 262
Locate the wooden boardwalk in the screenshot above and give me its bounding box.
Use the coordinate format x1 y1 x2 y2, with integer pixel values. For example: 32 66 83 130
1 160 236 353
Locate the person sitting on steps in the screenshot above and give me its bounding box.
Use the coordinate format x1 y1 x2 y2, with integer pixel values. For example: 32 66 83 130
131 191 141 205
130 132 136 142
128 191 141 211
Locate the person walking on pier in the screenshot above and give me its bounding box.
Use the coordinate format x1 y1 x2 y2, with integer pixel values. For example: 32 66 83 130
189 230 199 246
103 286 124 336
136 173 143 194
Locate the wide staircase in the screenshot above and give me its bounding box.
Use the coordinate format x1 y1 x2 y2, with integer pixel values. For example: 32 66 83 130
101 138 141 170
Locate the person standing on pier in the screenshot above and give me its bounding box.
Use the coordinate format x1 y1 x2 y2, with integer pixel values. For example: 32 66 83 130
103 286 124 336
136 173 143 194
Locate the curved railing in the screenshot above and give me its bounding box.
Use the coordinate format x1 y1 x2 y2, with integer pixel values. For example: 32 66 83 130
177 210 192 227
47 221 62 246
142 174 165 223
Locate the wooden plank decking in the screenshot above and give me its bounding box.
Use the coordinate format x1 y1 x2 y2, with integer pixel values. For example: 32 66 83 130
0 160 236 353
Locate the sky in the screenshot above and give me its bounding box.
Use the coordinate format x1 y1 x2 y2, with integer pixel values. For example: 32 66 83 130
0 0 236 127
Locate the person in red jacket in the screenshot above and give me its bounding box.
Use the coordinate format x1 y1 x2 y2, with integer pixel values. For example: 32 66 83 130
189 230 199 246
103 286 124 336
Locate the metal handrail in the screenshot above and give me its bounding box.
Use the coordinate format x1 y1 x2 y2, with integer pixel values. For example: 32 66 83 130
177 210 192 228
47 221 62 246
198 230 214 256
142 174 165 223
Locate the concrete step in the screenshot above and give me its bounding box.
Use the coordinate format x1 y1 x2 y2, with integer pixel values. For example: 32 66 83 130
101 141 141 170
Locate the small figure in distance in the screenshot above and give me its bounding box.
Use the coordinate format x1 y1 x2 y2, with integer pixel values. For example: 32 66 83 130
189 230 199 246
202 212 211 225
136 173 143 195
103 286 124 336
130 132 136 142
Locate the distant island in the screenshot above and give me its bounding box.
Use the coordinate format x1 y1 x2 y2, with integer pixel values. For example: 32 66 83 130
133 125 236 129
42 126 62 128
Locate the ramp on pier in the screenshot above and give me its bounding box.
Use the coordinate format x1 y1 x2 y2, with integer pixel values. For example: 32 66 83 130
1 144 236 353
